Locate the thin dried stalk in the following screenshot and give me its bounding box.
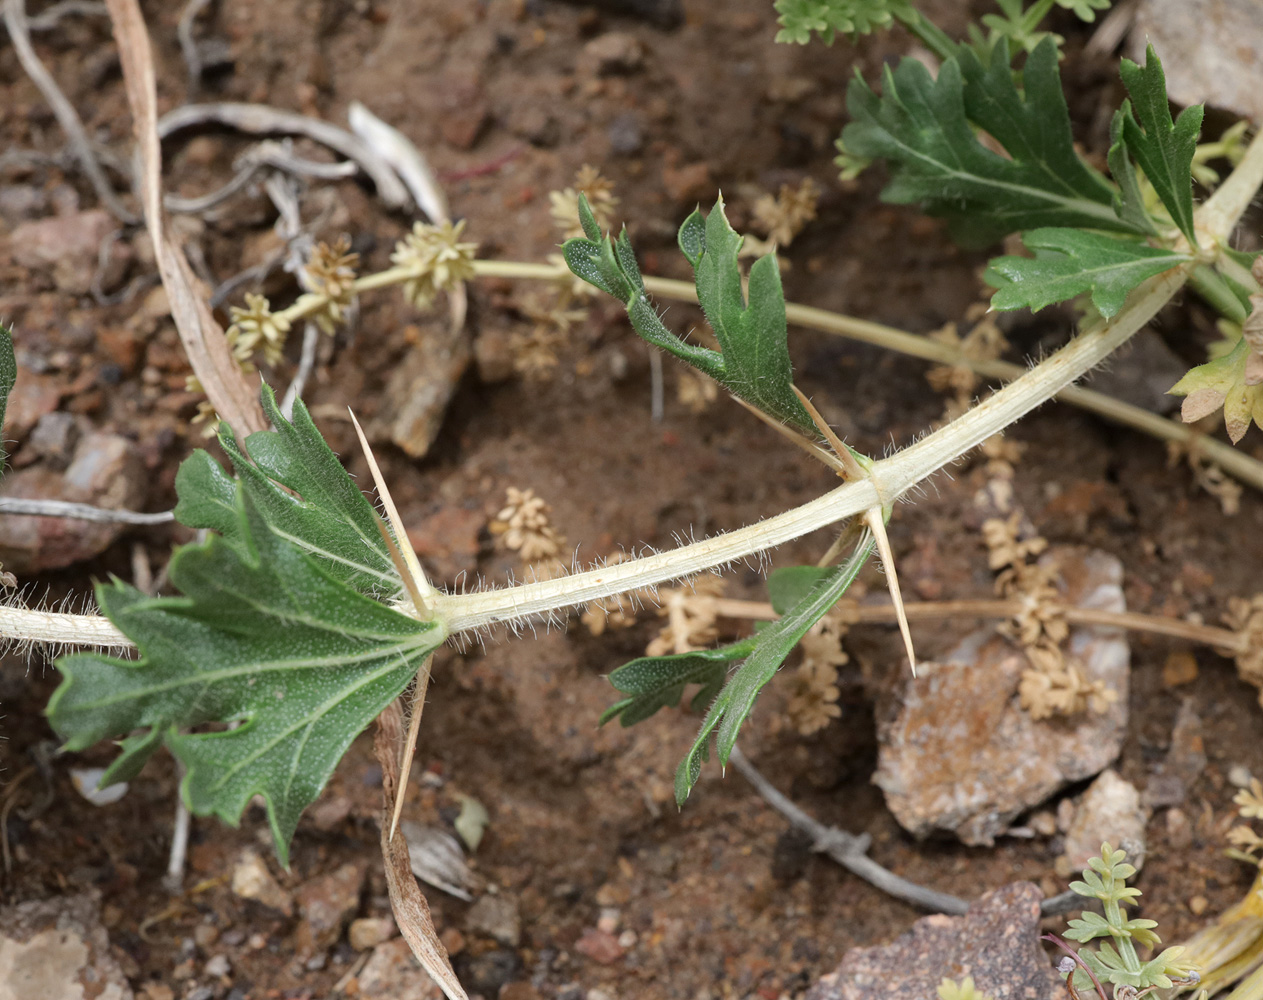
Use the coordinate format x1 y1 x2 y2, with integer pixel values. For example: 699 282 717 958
104 0 267 437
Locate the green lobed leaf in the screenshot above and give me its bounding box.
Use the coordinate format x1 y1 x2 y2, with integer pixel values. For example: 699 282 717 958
176 389 402 600
562 196 816 436
773 0 912 45
599 637 758 728
1106 106 1159 236
842 38 1140 246
674 535 874 805
986 228 1190 318
1117 44 1203 245
0 324 14 468
49 393 441 866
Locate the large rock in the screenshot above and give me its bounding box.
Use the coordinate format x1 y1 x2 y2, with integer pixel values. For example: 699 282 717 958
0 892 133 1000
0 432 146 573
806 883 1061 1000
9 209 123 295
874 548 1129 845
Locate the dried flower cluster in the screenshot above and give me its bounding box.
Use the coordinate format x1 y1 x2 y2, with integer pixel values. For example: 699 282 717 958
549 165 619 240
983 511 1117 720
646 575 726 656
298 236 359 335
1227 778 1263 864
489 487 565 568
185 375 222 437
509 291 589 382
1165 439 1242 516
391 219 478 310
226 292 291 367
786 606 856 736
750 178 820 247
926 308 1008 419
1226 594 1263 703
677 370 719 413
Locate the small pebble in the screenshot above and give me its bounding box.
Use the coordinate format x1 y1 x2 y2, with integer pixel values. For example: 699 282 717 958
204 954 230 978
1229 765 1253 789
596 908 620 934
194 925 219 950
1189 895 1209 916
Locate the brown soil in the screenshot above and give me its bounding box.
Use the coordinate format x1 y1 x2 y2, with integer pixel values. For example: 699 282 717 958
3 2 1263 999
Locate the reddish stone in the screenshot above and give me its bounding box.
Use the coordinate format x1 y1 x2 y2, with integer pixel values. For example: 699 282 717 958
574 927 625 965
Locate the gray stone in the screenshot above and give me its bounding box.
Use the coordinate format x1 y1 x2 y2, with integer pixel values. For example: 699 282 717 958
806 883 1061 1000
467 892 521 947
874 547 1129 845
1055 769 1149 878
0 892 133 1000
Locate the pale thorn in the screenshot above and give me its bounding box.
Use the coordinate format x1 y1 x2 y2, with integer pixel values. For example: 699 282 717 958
730 395 845 475
390 654 434 841
792 386 866 481
348 408 438 617
864 506 917 676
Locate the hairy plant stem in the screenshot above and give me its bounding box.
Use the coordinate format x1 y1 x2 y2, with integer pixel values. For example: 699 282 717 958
8 135 1263 651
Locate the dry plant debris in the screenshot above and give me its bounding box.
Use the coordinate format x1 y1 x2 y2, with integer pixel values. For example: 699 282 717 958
926 308 1009 420
489 487 565 566
1225 594 1263 703
982 511 1117 721
646 574 726 656
786 605 855 736
1166 437 1244 516
748 177 820 249
677 369 719 412
549 164 619 240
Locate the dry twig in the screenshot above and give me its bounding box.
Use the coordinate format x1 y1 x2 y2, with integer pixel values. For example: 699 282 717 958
2 0 137 223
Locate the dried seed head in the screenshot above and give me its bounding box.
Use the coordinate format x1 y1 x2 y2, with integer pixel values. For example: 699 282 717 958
490 487 565 564
391 219 478 310
550 165 619 239
300 236 359 335
750 178 820 247
226 293 292 366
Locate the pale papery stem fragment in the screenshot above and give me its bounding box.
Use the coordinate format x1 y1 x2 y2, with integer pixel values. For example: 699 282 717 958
104 0 267 437
374 701 468 1000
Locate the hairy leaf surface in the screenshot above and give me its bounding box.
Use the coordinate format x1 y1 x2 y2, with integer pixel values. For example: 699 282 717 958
563 196 816 435
50 396 438 865
674 536 873 804
1117 45 1202 245
599 638 757 728
986 229 1190 318
842 38 1137 244
176 389 402 600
